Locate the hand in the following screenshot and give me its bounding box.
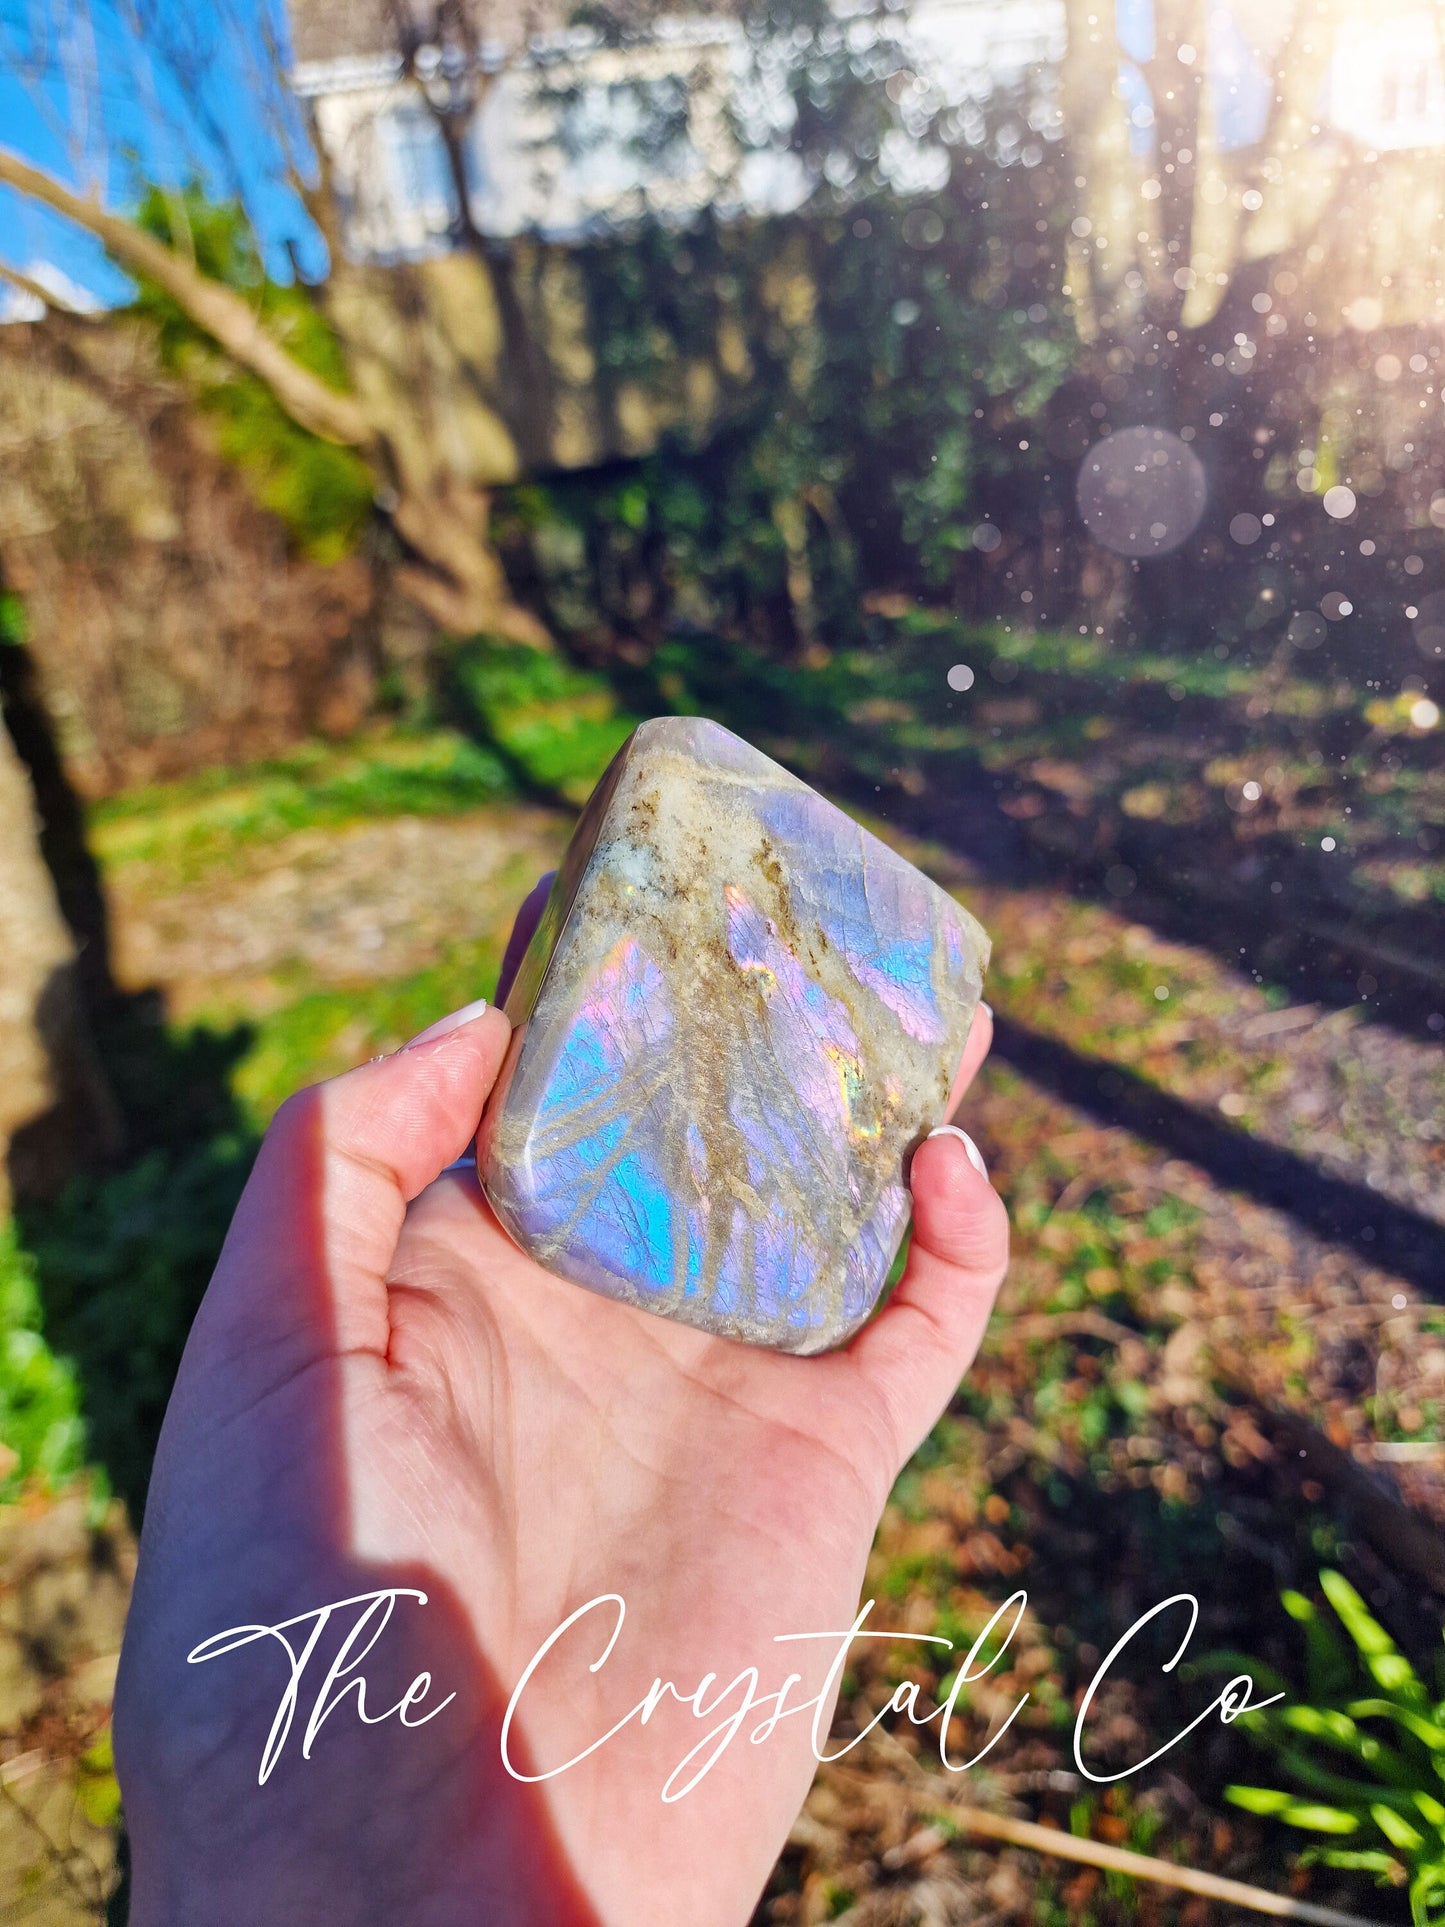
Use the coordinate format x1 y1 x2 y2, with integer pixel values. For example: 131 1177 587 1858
114 875 1009 1926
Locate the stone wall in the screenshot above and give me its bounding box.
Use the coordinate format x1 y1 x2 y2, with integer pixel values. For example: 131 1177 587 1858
323 236 757 489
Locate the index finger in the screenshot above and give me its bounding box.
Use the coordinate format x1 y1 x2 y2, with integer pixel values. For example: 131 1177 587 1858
496 870 556 1008
948 998 994 1113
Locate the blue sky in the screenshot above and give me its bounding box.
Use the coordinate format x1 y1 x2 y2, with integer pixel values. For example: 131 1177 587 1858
0 0 325 306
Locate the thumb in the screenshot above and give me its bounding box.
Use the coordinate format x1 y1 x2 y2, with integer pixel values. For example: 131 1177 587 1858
199 1001 512 1381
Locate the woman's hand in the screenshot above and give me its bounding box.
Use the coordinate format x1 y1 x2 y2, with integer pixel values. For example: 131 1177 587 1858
114 879 1008 1926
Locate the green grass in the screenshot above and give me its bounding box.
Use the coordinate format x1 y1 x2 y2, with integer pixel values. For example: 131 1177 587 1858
8 742 508 1509
7 663 598 1508
10 613 1439 1532
227 934 509 1123
89 643 640 892
653 615 1371 736
89 729 514 886
446 639 640 805
8 801 524 1510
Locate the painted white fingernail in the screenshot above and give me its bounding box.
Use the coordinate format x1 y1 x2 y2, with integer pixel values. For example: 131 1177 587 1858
404 998 490 1049
928 1124 989 1177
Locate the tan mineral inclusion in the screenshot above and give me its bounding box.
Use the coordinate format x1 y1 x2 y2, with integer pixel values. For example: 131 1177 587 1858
478 716 989 1353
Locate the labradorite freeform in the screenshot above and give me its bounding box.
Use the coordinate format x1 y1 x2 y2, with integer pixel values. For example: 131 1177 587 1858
477 716 989 1354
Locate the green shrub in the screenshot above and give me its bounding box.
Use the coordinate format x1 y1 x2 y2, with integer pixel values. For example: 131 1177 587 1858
508 173 1073 651
22 1137 254 1516
1225 1570 1445 1923
0 1221 87 1497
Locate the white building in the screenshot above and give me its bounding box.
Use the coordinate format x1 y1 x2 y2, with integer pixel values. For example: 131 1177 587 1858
291 20 741 255
288 0 1067 260
287 0 1445 266
1323 10 1445 153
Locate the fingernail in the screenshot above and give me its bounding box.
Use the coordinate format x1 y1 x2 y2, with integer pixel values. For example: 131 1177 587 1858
980 1001 994 1022
404 998 490 1049
927 1124 989 1177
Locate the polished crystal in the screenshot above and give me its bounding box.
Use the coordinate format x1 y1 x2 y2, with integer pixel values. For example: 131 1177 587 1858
478 716 989 1353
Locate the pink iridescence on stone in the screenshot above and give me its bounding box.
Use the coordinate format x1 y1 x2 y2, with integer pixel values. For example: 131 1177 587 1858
478 716 990 1354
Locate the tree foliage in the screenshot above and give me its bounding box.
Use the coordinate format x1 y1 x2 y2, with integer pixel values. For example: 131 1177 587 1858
133 187 375 562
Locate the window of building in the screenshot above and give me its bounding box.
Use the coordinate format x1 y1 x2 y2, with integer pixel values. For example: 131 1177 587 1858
381 101 457 234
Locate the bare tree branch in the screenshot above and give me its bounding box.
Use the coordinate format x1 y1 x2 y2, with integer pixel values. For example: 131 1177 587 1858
0 143 374 447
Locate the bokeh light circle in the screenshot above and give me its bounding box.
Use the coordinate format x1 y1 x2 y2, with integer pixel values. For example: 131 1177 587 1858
947 663 975 691
1075 427 1207 557
1286 611 1327 650
1229 512 1262 545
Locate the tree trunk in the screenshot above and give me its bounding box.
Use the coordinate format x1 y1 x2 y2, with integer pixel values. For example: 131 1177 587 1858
0 710 120 1210
391 474 549 642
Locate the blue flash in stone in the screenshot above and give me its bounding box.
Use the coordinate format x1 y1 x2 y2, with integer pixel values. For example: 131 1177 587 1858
477 716 990 1354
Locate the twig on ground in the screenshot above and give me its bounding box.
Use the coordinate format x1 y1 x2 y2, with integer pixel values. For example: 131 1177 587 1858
946 1805 1385 1927
859 1731 1386 1927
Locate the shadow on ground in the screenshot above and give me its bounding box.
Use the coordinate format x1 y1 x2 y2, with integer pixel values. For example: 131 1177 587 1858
619 632 1445 1035
5 641 259 1522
